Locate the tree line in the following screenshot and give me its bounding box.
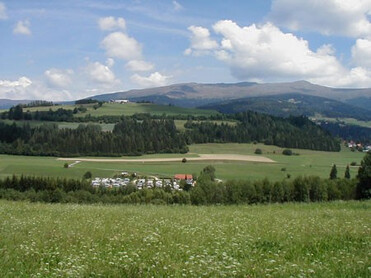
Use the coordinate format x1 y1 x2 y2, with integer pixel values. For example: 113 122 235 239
0 119 188 156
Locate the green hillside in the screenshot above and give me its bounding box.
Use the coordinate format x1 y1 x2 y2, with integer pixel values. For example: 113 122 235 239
23 102 219 117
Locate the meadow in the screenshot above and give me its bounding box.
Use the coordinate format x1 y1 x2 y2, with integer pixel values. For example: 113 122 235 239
0 200 369 277
23 102 219 117
0 143 365 181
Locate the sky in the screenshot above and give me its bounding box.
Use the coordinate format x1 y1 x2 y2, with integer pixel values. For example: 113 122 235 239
0 0 371 101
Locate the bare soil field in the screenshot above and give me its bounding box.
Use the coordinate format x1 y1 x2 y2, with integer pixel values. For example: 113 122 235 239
57 154 275 163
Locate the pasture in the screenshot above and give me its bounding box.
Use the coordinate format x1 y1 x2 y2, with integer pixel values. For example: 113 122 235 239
0 143 365 181
0 200 369 277
23 103 219 117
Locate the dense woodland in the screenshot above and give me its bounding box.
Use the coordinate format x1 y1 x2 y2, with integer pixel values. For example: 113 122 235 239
184 113 340 151
0 119 188 156
319 122 371 144
0 105 340 155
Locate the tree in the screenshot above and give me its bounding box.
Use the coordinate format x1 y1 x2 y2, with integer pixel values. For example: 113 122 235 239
344 165 351 179
201 165 216 181
182 158 187 163
254 148 262 154
83 171 92 179
330 164 337 179
282 149 292 156
64 163 69 168
356 153 371 199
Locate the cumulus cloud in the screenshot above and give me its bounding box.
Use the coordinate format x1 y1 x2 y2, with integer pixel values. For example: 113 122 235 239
0 2 7 20
101 32 142 60
185 25 218 55
269 0 371 38
45 69 73 88
185 20 371 87
130 72 170 87
0 77 72 100
86 61 117 84
126 60 154 72
352 38 371 68
98 16 126 31
13 20 32 35
212 20 343 80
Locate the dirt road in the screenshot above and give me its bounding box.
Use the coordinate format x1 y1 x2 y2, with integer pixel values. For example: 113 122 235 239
57 154 275 163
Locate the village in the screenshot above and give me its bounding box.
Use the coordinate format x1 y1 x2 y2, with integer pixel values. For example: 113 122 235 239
91 172 194 190
346 141 371 152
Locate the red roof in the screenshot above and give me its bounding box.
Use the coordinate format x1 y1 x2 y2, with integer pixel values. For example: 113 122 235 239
174 174 193 180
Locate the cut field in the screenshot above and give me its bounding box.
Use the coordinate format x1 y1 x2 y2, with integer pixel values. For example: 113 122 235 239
0 200 369 277
0 143 365 181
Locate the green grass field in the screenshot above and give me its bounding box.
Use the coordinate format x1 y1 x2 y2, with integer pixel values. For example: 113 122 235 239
0 143 365 181
0 200 369 277
23 103 219 117
0 119 116 132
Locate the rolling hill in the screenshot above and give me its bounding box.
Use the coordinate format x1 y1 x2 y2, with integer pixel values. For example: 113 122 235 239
199 93 371 121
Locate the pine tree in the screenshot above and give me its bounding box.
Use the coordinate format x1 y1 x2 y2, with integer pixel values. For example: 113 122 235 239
356 153 371 199
330 164 337 179
344 165 351 179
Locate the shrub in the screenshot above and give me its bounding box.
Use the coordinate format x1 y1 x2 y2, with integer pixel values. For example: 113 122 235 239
282 149 293 156
64 163 69 168
83 171 92 179
254 148 262 154
182 158 187 163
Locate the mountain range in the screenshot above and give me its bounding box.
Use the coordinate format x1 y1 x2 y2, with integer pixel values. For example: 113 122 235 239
1 81 371 120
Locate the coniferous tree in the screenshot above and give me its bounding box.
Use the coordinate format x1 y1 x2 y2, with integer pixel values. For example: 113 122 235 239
356 153 371 199
330 164 337 180
344 165 351 179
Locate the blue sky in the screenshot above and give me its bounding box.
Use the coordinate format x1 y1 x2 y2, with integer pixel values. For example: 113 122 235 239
0 0 370 100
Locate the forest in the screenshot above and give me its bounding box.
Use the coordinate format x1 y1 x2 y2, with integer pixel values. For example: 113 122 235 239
0 119 188 156
0 106 341 155
184 113 340 151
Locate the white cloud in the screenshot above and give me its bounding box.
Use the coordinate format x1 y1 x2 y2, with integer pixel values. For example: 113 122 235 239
0 2 7 20
185 25 218 55
173 1 183 11
0 77 32 89
44 69 73 88
98 16 126 31
0 77 73 101
126 60 154 72
101 31 142 60
269 0 371 37
86 61 117 84
106 58 115 67
13 20 32 35
130 72 170 87
352 38 371 68
185 20 371 87
212 20 344 80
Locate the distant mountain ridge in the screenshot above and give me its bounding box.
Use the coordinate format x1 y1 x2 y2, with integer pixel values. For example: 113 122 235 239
89 80 371 110
200 93 371 121
1 81 371 117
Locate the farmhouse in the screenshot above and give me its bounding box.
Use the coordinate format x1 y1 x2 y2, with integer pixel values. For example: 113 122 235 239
174 174 193 180
112 99 129 104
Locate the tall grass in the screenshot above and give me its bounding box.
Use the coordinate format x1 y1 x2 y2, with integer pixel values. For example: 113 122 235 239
0 200 369 277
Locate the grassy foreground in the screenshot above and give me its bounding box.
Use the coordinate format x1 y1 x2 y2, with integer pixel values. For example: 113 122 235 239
0 200 370 277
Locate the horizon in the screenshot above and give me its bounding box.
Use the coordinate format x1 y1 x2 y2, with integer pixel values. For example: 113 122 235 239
0 0 371 100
